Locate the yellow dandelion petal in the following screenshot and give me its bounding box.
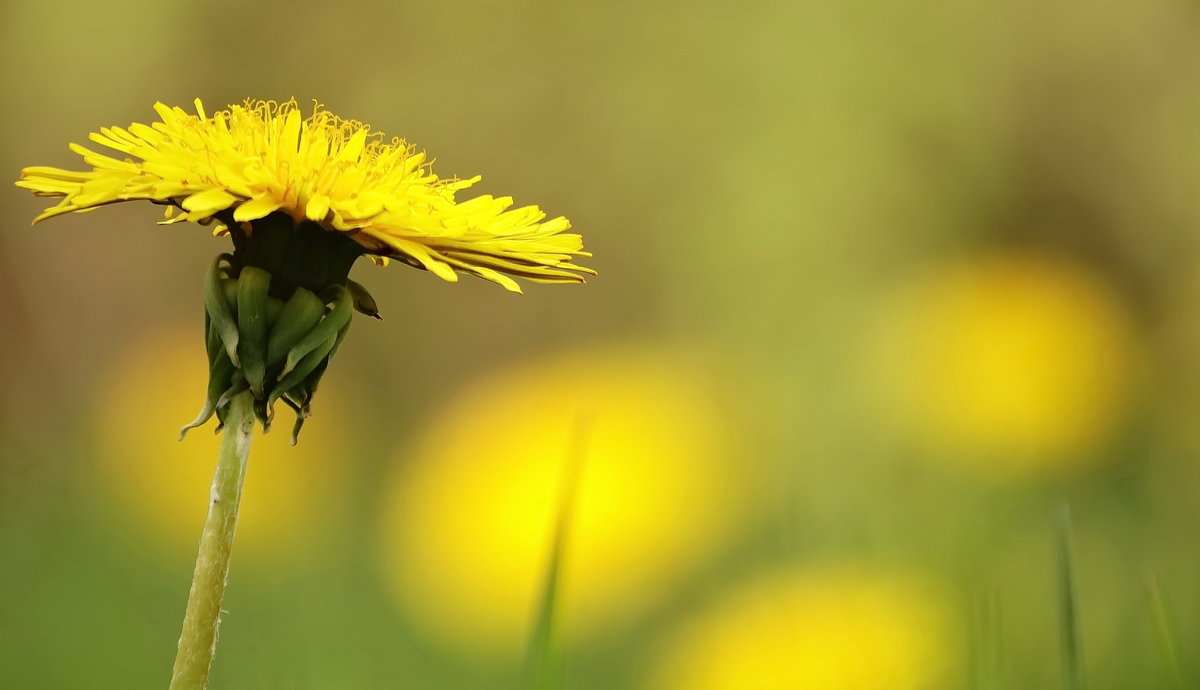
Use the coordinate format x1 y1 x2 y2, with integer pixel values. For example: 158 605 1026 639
181 188 238 215
151 101 178 124
305 194 332 222
381 237 459 283
440 256 523 293
16 99 590 292
337 128 368 162
232 195 284 222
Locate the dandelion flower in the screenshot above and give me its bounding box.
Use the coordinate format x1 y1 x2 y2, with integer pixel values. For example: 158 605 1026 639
17 98 591 294
17 98 591 435
866 254 1135 475
15 99 590 688
646 567 956 690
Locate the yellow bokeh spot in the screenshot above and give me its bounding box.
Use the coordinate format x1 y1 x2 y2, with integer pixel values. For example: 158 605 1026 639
870 254 1138 474
94 325 348 556
376 345 742 655
645 567 955 690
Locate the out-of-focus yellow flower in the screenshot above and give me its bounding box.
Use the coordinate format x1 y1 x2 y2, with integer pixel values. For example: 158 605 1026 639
645 566 956 690
869 254 1138 474
17 99 590 292
376 346 742 655
94 326 346 555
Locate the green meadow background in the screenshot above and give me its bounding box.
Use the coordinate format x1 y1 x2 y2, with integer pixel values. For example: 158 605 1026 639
3 0 1200 688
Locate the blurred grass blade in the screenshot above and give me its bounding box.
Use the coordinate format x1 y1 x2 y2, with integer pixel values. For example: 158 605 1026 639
970 586 1005 690
521 414 593 690
1057 506 1086 690
1147 574 1187 689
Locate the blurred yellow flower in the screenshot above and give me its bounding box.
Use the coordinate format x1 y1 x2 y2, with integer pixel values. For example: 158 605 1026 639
869 254 1138 474
94 326 347 555
17 99 590 292
645 567 956 690
376 346 742 655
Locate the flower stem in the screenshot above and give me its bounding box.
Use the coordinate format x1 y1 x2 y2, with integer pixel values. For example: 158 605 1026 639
170 390 256 690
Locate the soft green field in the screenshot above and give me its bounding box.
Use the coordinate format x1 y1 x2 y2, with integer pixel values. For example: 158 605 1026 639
3 1 1200 688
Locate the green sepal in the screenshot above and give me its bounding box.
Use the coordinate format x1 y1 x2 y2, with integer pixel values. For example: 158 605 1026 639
221 278 238 315
266 288 326 367
275 395 308 446
297 322 351 405
215 374 249 413
188 243 378 439
278 286 352 380
179 345 237 440
178 400 215 441
253 396 273 433
347 279 382 320
278 320 351 443
266 296 285 329
203 254 240 367
236 266 272 397
289 410 307 446
203 309 219 364
270 335 338 411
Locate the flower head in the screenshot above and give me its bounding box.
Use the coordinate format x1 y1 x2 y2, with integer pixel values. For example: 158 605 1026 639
17 99 590 437
17 98 590 293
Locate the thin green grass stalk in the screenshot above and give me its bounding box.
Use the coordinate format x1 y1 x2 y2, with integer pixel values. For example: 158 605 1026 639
1056 506 1086 690
521 415 593 690
170 391 256 690
1147 574 1187 689
970 587 1005 690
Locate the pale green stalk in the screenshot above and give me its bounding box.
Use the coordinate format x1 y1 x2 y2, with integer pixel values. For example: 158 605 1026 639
170 391 256 690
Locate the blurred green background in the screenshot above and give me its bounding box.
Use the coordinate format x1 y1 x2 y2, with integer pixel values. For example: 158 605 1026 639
4 0 1200 688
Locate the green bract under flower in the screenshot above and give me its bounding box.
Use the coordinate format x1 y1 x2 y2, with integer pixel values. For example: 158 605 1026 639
185 238 353 442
